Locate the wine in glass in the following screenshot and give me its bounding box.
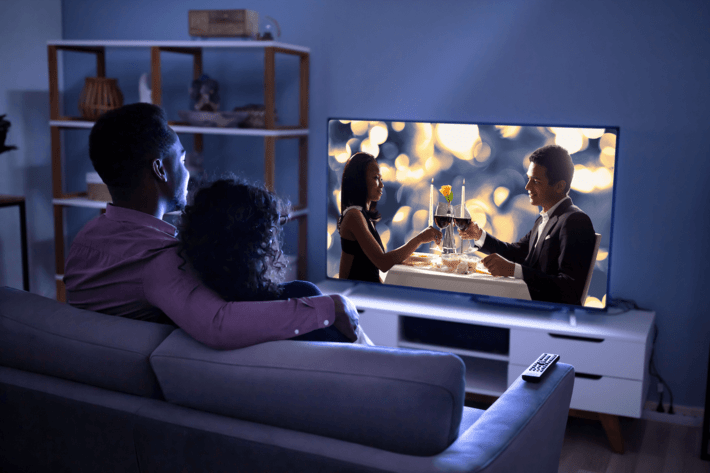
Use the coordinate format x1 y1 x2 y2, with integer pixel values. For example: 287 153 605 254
454 204 478 253
435 202 456 254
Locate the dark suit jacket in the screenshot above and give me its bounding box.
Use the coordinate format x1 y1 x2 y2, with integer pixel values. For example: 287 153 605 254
480 198 596 306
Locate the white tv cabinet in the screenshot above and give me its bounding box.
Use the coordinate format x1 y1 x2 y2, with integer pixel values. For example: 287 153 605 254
319 280 655 453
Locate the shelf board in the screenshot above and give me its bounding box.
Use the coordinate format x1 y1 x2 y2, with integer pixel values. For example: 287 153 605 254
397 341 509 362
54 196 307 220
49 120 308 137
47 39 309 54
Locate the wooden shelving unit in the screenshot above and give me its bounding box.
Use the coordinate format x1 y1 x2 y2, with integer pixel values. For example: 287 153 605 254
47 40 310 301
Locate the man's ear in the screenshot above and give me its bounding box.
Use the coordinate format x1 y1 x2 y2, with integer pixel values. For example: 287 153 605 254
554 180 567 195
152 158 168 183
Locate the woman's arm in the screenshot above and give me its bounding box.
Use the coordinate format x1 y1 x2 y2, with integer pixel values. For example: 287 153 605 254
341 211 441 273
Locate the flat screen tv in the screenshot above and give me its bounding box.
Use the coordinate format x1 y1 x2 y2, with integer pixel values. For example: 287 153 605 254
326 118 619 312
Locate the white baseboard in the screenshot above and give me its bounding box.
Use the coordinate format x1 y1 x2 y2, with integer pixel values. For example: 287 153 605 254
642 401 704 427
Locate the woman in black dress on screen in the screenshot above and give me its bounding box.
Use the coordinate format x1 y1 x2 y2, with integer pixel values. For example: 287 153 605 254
338 152 441 283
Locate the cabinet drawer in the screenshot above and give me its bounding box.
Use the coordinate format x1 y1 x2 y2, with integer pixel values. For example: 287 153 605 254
510 328 646 380
508 364 644 418
357 309 399 348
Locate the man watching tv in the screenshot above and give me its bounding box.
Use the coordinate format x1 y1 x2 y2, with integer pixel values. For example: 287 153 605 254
63 103 359 349
461 144 596 306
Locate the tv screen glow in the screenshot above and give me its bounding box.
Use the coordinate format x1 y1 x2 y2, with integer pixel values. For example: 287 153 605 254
326 119 618 310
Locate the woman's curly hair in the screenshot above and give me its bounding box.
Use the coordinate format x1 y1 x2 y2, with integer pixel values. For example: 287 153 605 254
177 173 289 301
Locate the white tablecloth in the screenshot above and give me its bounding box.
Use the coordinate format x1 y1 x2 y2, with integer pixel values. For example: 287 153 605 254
383 264 531 300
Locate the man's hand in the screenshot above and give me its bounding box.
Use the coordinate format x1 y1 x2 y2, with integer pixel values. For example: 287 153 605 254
482 253 515 277
460 222 483 241
330 294 359 342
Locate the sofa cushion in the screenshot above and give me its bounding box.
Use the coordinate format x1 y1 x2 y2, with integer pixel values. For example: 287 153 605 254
0 286 175 398
150 329 466 456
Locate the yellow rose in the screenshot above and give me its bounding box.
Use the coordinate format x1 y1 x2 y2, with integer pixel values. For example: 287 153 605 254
439 185 453 203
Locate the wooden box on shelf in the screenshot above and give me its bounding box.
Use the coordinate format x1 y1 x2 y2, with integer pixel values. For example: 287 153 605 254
188 10 258 38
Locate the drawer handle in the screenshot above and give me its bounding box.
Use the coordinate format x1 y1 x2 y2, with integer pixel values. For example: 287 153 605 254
575 373 602 380
549 333 604 343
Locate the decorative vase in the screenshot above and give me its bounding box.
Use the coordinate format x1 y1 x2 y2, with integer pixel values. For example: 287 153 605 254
79 77 124 120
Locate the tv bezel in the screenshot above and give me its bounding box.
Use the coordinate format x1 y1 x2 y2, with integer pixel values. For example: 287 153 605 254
325 117 621 314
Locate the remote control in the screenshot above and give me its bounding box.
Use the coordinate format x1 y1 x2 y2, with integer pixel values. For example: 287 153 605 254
522 353 560 382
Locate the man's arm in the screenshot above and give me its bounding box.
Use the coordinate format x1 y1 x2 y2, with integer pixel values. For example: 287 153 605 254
520 212 596 305
144 248 358 349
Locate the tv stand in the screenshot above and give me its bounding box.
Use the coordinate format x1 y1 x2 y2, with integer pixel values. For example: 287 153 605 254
319 280 655 454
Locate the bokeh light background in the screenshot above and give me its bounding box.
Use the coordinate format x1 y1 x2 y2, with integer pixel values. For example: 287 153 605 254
327 119 618 308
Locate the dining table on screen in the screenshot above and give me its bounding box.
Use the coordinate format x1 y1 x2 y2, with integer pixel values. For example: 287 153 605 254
383 262 531 300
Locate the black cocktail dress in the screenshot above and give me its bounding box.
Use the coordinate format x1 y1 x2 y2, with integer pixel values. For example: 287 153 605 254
339 206 384 283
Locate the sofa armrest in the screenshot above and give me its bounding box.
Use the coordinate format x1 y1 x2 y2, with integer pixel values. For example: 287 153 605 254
431 362 574 473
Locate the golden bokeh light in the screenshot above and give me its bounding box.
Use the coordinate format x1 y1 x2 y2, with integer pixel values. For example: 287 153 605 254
492 214 515 243
593 167 613 190
350 121 369 136
395 153 410 170
596 249 608 261
327 232 332 249
380 228 391 250
391 121 405 132
493 187 510 207
414 122 434 156
551 127 586 155
369 124 389 145
393 206 411 223
339 120 351 124
380 163 395 182
335 152 349 163
496 125 522 139
435 123 479 161
581 128 605 139
474 141 492 163
360 138 379 157
413 209 428 229
600 147 615 168
584 296 604 308
424 155 440 174
326 222 337 249
571 165 595 193
345 138 359 156
599 132 616 150
333 189 341 211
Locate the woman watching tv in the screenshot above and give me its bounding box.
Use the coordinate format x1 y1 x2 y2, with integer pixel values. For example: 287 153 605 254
338 152 442 283
177 174 350 342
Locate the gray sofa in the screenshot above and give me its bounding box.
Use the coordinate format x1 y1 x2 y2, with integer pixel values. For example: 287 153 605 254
0 286 574 472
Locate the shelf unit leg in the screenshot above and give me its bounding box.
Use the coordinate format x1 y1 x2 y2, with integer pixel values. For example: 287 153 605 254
264 137 276 191
53 205 65 301
264 47 276 129
151 47 162 106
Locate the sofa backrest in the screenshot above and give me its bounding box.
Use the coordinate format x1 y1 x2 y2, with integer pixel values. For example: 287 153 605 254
0 286 175 399
150 329 466 456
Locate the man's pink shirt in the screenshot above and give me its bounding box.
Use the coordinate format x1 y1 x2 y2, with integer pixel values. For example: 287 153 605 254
64 204 335 349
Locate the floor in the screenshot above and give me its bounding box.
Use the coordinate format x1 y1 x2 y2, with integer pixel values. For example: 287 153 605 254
558 416 709 473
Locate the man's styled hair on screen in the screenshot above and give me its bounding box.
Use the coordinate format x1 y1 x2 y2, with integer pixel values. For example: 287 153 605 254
529 144 575 194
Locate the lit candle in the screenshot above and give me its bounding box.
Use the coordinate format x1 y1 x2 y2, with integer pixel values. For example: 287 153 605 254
429 178 434 227
461 178 465 217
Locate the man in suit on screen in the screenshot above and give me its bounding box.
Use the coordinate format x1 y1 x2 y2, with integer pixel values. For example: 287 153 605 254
462 144 596 306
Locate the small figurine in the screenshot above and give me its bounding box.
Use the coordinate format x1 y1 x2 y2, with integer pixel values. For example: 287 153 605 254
190 75 220 112
0 115 18 155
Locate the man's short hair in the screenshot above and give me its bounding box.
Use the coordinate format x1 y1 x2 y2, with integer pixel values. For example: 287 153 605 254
89 103 176 190
529 144 574 194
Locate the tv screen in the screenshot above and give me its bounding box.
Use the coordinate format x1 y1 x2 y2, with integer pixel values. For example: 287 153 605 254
326 118 618 311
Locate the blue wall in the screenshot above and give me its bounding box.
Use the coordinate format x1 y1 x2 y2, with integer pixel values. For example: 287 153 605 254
0 0 62 298
55 0 710 408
